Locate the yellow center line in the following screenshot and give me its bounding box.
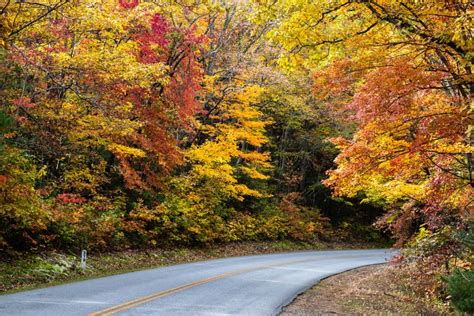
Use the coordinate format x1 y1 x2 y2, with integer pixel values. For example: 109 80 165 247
101 273 239 316
88 258 313 316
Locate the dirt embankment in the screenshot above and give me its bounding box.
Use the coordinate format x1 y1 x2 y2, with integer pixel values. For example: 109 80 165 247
281 264 450 315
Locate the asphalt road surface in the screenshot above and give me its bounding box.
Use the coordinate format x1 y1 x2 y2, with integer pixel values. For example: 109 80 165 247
0 249 395 316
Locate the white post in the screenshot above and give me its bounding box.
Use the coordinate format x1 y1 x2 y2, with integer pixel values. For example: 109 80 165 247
81 249 87 269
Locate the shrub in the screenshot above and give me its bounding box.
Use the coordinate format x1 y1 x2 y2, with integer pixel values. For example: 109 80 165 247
446 268 474 313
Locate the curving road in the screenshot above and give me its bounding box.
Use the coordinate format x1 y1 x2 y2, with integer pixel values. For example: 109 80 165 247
0 249 395 316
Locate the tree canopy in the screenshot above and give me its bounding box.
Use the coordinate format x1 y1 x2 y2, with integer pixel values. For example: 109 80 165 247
0 0 472 309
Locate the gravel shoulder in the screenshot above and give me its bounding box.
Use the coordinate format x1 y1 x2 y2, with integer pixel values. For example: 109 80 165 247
281 264 450 315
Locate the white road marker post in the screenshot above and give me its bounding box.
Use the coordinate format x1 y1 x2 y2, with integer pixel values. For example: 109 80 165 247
81 249 87 270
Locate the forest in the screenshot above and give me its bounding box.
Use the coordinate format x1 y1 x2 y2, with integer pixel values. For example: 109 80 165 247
0 0 472 312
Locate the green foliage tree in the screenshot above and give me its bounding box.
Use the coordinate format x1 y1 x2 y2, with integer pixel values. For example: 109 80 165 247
446 268 474 313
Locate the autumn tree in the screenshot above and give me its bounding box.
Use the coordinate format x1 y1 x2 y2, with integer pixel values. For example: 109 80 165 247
0 0 207 249
257 0 473 303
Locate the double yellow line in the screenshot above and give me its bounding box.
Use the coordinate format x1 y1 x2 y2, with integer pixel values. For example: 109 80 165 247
89 258 313 316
